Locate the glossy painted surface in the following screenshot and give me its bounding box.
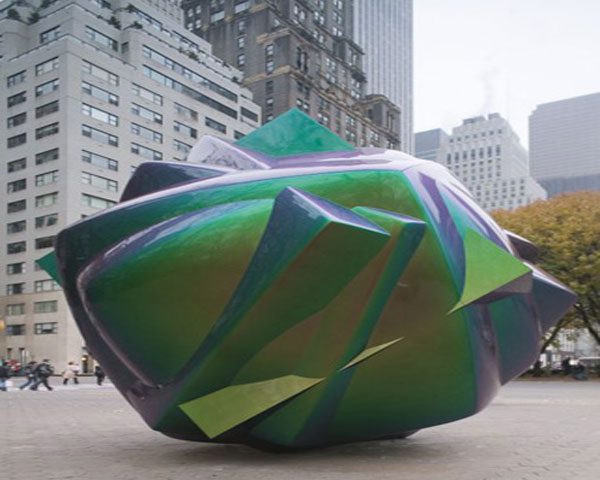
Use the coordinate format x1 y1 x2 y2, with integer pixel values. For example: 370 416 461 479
42 109 576 449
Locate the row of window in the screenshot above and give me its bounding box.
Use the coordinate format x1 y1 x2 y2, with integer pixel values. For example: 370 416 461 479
7 79 59 108
5 322 59 335
7 123 59 148
7 101 59 130
6 279 60 295
7 214 58 236
446 146 502 162
450 130 503 142
5 301 57 316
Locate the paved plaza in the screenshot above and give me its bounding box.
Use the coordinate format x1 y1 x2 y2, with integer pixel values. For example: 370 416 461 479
0 379 599 480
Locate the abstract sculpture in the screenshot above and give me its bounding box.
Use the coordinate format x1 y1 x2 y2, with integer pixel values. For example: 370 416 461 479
40 109 575 449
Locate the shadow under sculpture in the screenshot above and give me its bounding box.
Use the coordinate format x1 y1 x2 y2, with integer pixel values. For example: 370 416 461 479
39 109 576 450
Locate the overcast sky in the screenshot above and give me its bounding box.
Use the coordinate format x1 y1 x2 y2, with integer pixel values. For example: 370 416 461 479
414 0 600 145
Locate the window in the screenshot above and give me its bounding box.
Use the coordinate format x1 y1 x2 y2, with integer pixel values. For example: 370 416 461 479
7 200 26 213
174 103 197 121
35 213 58 229
36 101 59 118
237 36 245 49
36 148 59 165
6 324 26 335
173 139 192 155
241 107 258 122
234 0 250 13
36 57 59 76
7 220 26 234
40 26 60 44
265 80 274 95
143 66 237 119
35 322 58 334
82 125 118 146
36 123 59 139
82 104 118 126
85 26 118 51
7 179 26 193
82 150 118 171
237 53 245 68
205 117 226 134
35 192 58 208
131 103 162 124
34 301 58 313
7 91 26 107
266 60 274 74
131 143 163 161
132 83 162 105
210 10 224 23
7 70 26 87
6 304 25 316
234 131 245 140
6 262 25 275
174 121 197 139
7 242 26 254
8 158 26 173
34 279 59 292
82 61 119 86
7 133 26 148
35 236 55 249
81 193 116 210
82 172 118 192
35 170 59 187
82 82 119 105
35 79 59 97
131 123 162 143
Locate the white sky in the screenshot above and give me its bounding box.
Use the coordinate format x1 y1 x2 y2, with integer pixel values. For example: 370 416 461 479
414 0 600 145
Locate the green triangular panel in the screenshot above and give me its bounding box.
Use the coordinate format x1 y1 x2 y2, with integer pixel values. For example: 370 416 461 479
36 251 62 286
449 229 531 313
179 375 324 438
235 108 355 157
341 338 403 371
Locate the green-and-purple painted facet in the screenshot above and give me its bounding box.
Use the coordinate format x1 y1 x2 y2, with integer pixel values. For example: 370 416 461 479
42 109 576 449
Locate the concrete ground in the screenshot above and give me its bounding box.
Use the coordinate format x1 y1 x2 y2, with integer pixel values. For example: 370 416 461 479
1 379 599 480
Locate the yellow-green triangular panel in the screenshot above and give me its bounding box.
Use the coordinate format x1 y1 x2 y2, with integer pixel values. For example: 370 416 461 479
341 338 403 371
179 375 324 438
449 229 531 313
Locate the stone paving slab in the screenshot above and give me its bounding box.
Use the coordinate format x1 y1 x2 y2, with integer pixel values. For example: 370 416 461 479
1 381 599 480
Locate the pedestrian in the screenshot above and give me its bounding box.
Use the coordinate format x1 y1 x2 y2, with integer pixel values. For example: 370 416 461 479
62 361 80 385
19 361 37 390
94 365 106 386
30 359 54 391
0 361 10 392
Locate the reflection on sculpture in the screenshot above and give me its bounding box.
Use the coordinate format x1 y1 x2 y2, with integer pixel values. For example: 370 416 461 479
40 109 576 449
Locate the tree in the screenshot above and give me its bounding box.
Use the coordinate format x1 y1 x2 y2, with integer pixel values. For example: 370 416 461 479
493 192 600 351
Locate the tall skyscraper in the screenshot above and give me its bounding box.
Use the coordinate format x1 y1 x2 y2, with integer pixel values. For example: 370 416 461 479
529 92 600 197
354 0 413 153
182 0 403 150
0 0 261 368
415 114 546 211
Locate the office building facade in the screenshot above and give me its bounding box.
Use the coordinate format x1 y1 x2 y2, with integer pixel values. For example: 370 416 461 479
353 0 413 153
415 114 547 212
529 92 600 197
0 0 260 369
183 0 402 150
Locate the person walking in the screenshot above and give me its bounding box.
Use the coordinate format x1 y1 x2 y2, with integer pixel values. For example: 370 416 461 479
0 361 10 392
30 359 54 391
94 365 106 386
19 361 37 390
62 361 80 385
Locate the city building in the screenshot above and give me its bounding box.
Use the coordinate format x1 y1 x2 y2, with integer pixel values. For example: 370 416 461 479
529 92 600 197
415 114 547 211
0 0 261 369
182 0 402 150
353 0 413 153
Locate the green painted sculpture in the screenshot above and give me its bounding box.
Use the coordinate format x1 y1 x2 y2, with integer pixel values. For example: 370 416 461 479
40 109 576 449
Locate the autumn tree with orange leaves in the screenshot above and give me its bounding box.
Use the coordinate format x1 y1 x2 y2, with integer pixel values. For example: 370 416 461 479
494 192 600 352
